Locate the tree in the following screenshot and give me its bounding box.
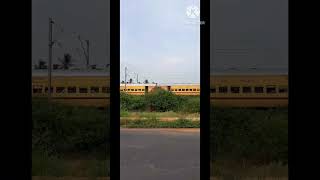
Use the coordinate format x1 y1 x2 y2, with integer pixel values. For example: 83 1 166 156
35 59 47 69
76 35 89 69
58 53 74 70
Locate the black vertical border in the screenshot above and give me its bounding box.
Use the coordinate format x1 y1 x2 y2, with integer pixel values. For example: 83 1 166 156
110 0 120 179
200 0 210 179
2 0 31 178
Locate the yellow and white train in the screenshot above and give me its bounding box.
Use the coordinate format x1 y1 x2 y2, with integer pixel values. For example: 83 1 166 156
210 73 288 107
32 70 288 107
32 71 110 107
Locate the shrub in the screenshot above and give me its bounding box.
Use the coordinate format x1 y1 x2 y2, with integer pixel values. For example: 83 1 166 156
178 96 200 113
120 92 146 111
120 90 200 113
210 107 288 165
145 88 180 112
32 99 109 156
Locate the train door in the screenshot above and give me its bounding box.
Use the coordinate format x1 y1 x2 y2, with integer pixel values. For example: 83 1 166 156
145 86 148 94
167 86 171 91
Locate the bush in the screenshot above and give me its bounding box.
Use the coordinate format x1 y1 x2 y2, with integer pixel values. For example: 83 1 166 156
178 96 200 113
32 99 109 156
210 107 288 165
120 92 147 111
145 88 180 112
120 89 200 113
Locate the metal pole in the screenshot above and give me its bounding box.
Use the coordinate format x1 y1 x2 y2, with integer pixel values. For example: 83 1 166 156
124 67 127 90
48 17 54 102
137 74 138 83
86 40 89 68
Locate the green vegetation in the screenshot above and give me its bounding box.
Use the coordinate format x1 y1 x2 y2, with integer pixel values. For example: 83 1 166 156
120 88 200 128
120 111 199 118
32 99 109 177
121 118 199 128
120 88 200 113
210 107 288 177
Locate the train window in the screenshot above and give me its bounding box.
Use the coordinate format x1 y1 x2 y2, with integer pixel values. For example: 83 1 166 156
120 89 123 91
90 87 99 93
254 87 264 93
189 89 192 91
210 88 216 93
44 87 53 93
182 89 185 91
231 87 240 93
197 88 200 91
193 89 196 91
266 86 276 94
33 86 43 93
279 87 288 93
79 87 88 93
242 87 252 93
102 87 110 93
186 89 189 91
135 89 137 91
67 87 76 93
179 89 181 91
219 86 228 93
56 87 65 93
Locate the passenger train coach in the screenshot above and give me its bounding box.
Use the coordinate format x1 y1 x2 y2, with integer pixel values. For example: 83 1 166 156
32 71 110 107
32 70 288 107
120 84 200 96
210 72 288 107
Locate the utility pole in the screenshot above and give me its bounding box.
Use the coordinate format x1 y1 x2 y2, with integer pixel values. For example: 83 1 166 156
86 40 89 69
124 67 127 90
48 17 54 102
136 74 139 83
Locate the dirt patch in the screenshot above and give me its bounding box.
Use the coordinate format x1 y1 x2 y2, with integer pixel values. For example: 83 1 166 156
120 117 200 121
120 128 200 134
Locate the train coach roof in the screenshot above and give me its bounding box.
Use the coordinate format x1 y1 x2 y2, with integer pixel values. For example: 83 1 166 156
120 84 157 86
120 83 200 86
32 70 110 77
210 68 288 76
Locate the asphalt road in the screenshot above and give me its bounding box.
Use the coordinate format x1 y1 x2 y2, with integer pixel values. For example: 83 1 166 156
120 128 200 180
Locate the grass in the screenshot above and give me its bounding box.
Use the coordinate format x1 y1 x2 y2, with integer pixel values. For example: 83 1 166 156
32 98 110 177
120 110 199 118
120 110 200 128
211 160 288 178
210 107 288 178
120 118 200 128
32 150 109 177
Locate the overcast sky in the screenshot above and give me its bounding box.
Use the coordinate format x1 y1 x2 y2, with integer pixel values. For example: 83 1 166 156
32 0 110 68
32 0 288 81
210 0 288 72
120 0 200 84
